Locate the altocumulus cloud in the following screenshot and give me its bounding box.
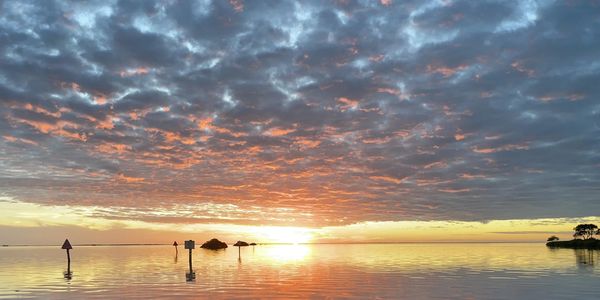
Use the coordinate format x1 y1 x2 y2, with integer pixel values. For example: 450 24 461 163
0 0 599 227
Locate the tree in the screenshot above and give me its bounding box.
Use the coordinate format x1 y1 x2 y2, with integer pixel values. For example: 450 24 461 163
547 235 559 242
573 224 598 240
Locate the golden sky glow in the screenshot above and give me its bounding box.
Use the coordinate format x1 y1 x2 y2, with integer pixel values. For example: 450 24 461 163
1 199 597 245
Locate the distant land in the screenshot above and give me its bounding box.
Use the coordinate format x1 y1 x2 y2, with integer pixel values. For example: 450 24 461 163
546 239 600 249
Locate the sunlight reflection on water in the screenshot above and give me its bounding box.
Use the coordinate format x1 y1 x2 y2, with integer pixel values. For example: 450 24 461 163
0 243 598 299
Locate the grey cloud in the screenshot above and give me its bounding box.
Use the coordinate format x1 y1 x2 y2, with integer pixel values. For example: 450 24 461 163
0 0 599 226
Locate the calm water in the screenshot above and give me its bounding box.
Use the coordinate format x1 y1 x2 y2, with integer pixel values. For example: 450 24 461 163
0 243 598 299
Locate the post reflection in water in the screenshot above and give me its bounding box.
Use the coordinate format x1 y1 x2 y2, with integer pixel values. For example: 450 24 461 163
63 270 72 281
574 248 598 272
0 244 599 299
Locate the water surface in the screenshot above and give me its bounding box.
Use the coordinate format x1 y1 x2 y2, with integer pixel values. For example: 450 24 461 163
0 243 598 299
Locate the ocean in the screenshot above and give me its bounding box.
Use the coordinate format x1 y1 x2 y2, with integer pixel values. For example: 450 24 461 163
0 243 598 299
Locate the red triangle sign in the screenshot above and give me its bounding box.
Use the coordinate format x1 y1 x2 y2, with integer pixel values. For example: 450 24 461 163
62 239 72 250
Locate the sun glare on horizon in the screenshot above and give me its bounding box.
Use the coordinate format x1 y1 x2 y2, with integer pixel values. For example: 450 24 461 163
253 226 314 244
257 226 313 244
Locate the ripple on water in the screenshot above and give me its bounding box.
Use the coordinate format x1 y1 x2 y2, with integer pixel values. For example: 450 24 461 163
0 244 598 299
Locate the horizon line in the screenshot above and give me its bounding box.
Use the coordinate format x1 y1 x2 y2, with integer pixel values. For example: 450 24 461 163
1 241 547 247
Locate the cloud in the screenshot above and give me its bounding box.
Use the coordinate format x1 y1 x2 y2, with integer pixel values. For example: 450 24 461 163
0 0 599 228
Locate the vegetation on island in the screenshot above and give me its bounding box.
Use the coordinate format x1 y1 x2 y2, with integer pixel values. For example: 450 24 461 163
233 241 249 247
546 224 600 249
200 238 228 250
573 224 598 240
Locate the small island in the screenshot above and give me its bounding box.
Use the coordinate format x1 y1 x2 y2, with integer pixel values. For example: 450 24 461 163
546 224 600 249
200 238 228 250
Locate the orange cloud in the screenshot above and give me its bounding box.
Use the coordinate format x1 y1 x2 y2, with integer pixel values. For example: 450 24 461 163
93 94 108 105
362 136 392 144
423 161 447 169
538 95 557 102
197 117 214 130
229 0 244 12
538 93 585 103
7 113 86 141
511 61 535 77
394 130 411 139
459 173 487 180
116 173 145 183
96 116 115 130
416 179 453 187
294 139 321 149
119 67 149 77
337 97 359 111
265 127 295 137
13 103 65 118
96 143 131 155
426 64 468 77
3 135 38 146
369 54 385 62
54 128 87 141
214 126 247 137
162 131 197 145
370 175 404 184
3 135 17 142
376 87 410 100
129 111 141 120
439 188 471 193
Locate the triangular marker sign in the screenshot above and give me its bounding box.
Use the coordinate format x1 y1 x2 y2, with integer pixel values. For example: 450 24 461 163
62 239 72 250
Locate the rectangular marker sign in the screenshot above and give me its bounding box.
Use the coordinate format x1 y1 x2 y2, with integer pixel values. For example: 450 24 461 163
184 240 195 249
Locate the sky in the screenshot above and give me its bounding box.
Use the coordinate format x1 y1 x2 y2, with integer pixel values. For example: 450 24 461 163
0 0 599 244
